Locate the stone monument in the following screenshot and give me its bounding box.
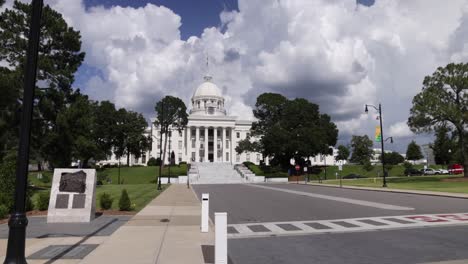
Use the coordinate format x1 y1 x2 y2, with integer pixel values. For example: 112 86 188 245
47 168 97 223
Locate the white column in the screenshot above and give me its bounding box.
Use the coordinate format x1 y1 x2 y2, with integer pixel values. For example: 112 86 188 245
214 127 218 162
222 127 226 162
195 127 200 162
204 127 209 162
230 127 234 164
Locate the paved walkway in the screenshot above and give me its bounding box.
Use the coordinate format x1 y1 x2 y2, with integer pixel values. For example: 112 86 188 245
81 184 213 264
0 185 213 264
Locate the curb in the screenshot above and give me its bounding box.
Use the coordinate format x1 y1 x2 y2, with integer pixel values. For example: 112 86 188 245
302 182 468 200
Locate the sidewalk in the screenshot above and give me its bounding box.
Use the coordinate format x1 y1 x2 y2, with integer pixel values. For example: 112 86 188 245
81 184 213 264
0 185 213 264
307 182 468 199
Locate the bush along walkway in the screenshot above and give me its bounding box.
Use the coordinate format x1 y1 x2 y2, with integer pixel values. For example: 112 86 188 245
80 185 214 264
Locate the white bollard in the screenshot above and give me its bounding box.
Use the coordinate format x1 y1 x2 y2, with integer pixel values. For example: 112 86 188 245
215 212 228 264
201 193 209 233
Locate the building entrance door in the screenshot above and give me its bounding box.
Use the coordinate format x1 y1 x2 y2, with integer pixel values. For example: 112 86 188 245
208 153 214 162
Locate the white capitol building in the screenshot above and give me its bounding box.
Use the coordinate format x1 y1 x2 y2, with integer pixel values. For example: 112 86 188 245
99 75 340 167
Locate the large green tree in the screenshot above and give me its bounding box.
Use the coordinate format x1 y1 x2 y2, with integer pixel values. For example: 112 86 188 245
408 63 467 176
431 126 455 165
381 151 405 165
0 1 85 166
336 145 350 161
236 93 338 169
154 96 188 167
406 140 424 162
350 135 374 165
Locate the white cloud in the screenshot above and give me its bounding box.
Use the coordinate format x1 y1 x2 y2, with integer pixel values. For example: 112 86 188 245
389 121 414 138
3 0 468 146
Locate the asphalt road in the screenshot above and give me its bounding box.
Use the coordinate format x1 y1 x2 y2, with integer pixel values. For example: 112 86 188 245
192 183 468 224
192 183 468 264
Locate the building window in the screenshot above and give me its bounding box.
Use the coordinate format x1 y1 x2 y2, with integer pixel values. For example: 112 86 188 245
236 132 240 138
191 139 195 148
142 155 146 164
191 152 195 161
246 153 250 161
179 131 182 137
236 154 240 162
256 154 260 163
226 130 230 137
178 140 182 150
178 152 182 162
247 133 250 138
226 140 229 148
226 152 229 162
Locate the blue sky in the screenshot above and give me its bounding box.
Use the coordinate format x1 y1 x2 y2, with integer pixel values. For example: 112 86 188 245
83 0 239 39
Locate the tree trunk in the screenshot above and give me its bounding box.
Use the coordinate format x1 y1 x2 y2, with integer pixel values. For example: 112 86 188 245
458 127 467 177
161 131 169 170
127 150 130 166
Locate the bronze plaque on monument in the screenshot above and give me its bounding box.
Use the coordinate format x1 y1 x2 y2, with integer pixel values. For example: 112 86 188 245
55 194 69 209
72 194 86 209
59 170 87 193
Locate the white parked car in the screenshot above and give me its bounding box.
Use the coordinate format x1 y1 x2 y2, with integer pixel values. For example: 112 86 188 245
436 169 449 175
421 168 439 175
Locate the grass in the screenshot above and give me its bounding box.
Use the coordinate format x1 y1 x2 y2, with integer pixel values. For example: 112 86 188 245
28 164 188 187
103 164 187 184
31 183 166 212
247 163 447 179
321 175 468 194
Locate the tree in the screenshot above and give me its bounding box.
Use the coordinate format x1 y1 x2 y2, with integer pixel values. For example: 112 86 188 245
154 96 188 167
381 151 405 165
408 63 468 177
336 145 350 161
236 93 338 169
406 140 424 162
0 1 85 165
113 108 149 167
350 135 374 165
431 126 455 165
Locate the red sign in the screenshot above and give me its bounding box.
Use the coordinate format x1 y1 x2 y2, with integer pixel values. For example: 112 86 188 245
295 165 300 171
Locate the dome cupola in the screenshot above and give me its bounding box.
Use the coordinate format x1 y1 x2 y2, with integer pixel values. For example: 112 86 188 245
190 76 226 116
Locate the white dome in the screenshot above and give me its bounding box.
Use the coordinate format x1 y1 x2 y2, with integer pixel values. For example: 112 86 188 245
193 76 222 98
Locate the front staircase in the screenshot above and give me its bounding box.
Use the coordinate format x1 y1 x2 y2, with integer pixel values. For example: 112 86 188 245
190 163 245 184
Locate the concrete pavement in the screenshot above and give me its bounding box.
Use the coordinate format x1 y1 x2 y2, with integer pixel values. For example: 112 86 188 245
81 184 213 264
0 185 213 264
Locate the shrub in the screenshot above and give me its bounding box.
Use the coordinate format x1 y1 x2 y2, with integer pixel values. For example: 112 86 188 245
0 204 8 219
36 191 50 211
118 189 132 211
25 194 34 212
243 161 254 167
403 161 413 169
147 157 161 166
363 161 374 172
0 158 16 210
99 192 114 210
39 173 51 184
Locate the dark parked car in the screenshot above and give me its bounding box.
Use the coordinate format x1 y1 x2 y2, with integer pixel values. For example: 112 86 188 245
342 173 365 179
404 168 422 176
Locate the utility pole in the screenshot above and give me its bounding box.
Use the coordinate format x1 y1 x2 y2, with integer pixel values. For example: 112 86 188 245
157 101 164 190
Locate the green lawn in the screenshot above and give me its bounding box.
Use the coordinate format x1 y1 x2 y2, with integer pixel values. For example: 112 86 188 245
103 164 187 184
31 183 166 212
321 175 468 194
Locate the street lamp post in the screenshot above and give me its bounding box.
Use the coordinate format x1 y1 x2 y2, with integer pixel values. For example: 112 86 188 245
4 1 43 263
157 101 164 191
168 130 171 184
365 103 388 187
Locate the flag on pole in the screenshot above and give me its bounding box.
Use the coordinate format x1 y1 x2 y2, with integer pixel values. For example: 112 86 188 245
375 126 381 142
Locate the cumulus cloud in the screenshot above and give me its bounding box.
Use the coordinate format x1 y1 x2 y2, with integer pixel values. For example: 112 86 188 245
3 0 468 147
388 121 414 138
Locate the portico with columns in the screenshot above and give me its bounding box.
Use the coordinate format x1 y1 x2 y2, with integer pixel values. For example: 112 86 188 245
146 74 263 165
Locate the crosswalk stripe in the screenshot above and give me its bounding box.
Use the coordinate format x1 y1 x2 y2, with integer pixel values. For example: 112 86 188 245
227 212 468 239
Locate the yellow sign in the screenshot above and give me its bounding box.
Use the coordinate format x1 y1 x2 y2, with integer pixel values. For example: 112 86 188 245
375 126 381 142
